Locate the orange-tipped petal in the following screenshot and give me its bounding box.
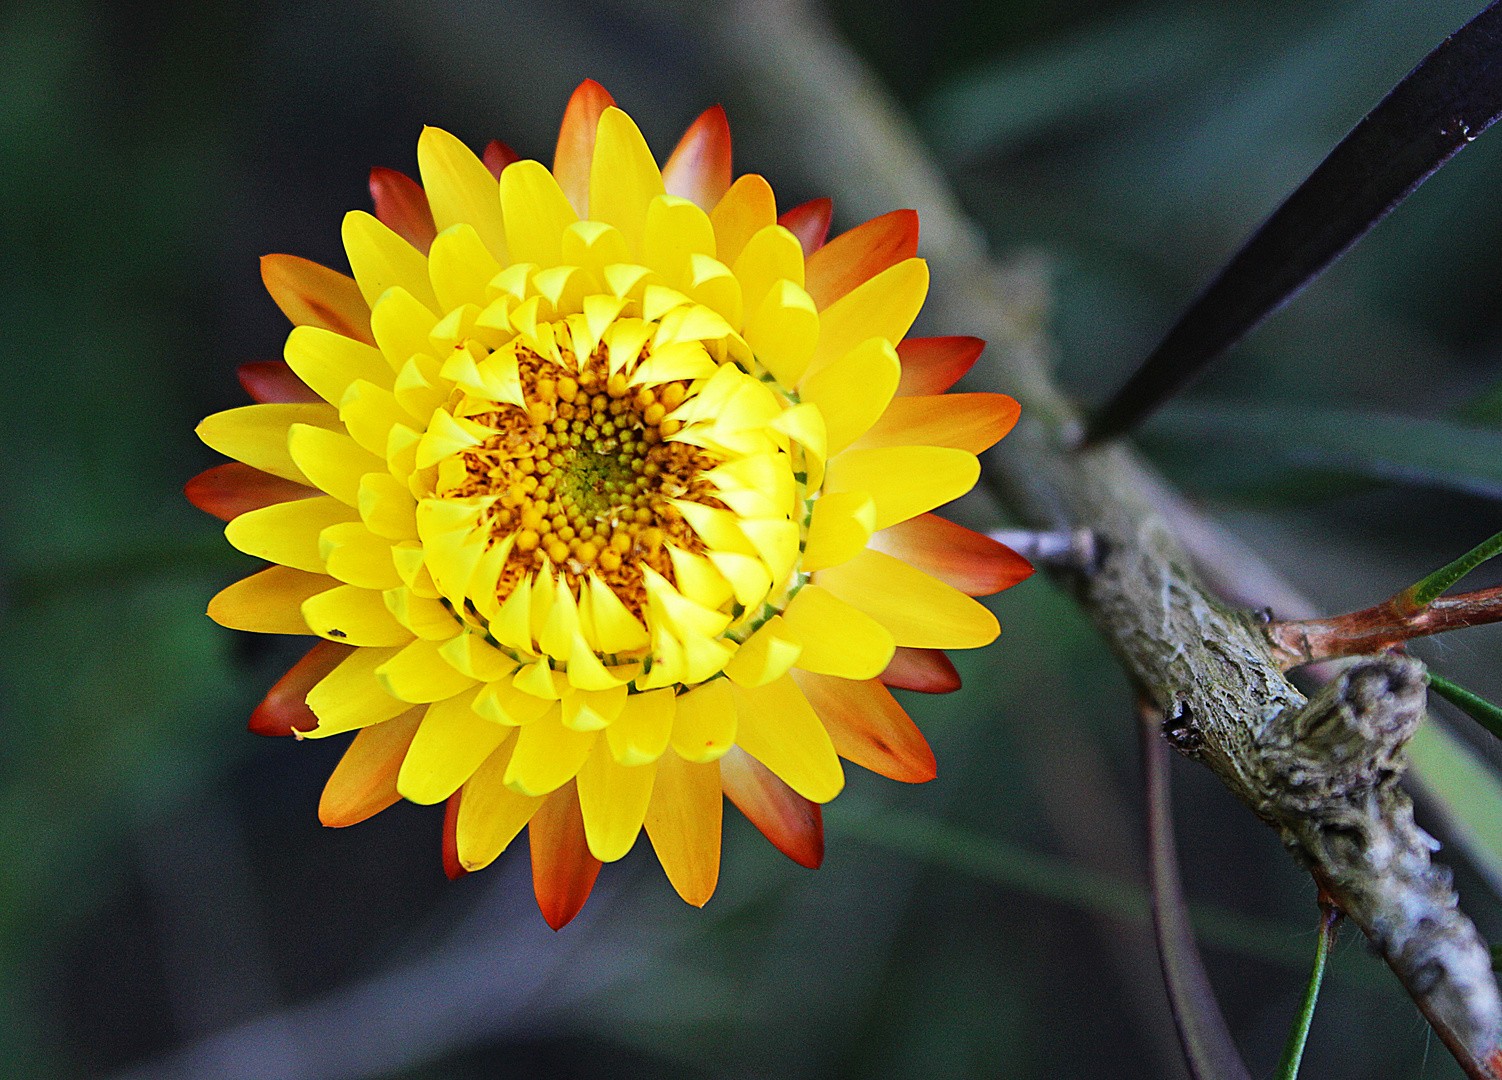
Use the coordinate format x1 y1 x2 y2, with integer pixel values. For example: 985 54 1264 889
871 514 1034 596
530 780 602 929
708 173 776 268
554 79 616 216
369 166 437 254
854 393 1021 456
790 670 937 783
804 208 918 310
482 139 520 179
879 646 961 694
644 751 722 906
249 639 355 736
318 707 424 826
443 790 468 880
238 360 320 404
185 462 318 522
778 198 832 257
895 336 985 397
259 254 376 346
719 746 823 868
662 104 732 212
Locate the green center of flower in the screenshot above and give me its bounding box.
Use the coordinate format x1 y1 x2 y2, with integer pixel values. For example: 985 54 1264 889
436 333 722 620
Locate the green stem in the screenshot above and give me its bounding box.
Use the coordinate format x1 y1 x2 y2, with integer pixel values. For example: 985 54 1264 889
1397 529 1502 611
1273 904 1339 1080
1428 672 1502 742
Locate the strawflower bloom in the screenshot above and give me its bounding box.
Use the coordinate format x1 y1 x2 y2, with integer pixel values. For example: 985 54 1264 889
190 81 1031 928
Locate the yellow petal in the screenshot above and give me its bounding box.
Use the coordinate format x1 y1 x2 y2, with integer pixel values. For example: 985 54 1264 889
283 325 390 405
668 678 736 762
358 472 418 540
799 338 901 455
743 280 819 388
586 574 651 655
606 688 676 765
417 126 508 263
287 424 384 506
376 637 478 703
370 286 439 372
643 750 721 907
456 737 543 870
684 254 743 329
428 224 504 313
643 194 716 286
319 521 401 590
806 258 927 381
342 209 438 312
303 584 414 646
589 107 665 260
704 550 772 609
737 518 801 588
732 224 805 318
207 565 332 634
503 708 598 797
382 585 460 640
196 402 340 486
500 158 580 269
438 630 518 681
304 644 410 737
822 445 978 532
780 585 894 679
560 220 630 278
338 379 407 457
729 675 844 802
225 495 357 574
473 675 556 726
801 491 876 573
709 173 776 269
397 689 511 803
768 401 827 490
722 616 803 688
562 684 629 731
815 548 1000 648
576 741 656 862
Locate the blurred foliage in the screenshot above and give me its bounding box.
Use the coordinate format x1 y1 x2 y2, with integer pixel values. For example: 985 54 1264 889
7 0 1502 1077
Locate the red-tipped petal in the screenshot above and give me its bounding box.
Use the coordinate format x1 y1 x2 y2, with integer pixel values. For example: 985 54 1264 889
319 708 424 826
237 359 320 404
871 514 1034 597
482 139 521 179
790 670 937 783
879 647 961 694
804 208 919 309
443 790 468 880
895 336 985 397
260 254 375 346
719 746 823 868
554 79 616 216
662 104 733 212
778 197 833 257
249 639 355 736
185 462 318 522
369 166 437 254
530 781 602 929
855 392 1021 456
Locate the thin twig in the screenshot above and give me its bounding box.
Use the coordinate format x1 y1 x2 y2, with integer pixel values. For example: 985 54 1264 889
1267 585 1502 669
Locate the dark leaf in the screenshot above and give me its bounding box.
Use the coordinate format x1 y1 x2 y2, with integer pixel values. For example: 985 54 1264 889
1086 2 1502 444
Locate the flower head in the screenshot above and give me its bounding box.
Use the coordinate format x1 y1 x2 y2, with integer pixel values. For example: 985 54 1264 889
190 81 1031 927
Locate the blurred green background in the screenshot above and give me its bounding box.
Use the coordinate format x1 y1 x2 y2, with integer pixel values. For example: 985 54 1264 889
7 0 1502 1077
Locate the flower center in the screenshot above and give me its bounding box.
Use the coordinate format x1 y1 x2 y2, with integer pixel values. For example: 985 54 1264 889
434 331 724 621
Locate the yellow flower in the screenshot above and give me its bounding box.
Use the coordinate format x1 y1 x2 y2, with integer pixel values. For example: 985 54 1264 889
189 81 1031 928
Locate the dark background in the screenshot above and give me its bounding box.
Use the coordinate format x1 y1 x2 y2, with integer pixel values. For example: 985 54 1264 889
7 0 1502 1076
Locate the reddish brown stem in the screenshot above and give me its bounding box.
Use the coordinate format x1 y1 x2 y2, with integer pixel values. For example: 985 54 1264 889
1266 585 1502 669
